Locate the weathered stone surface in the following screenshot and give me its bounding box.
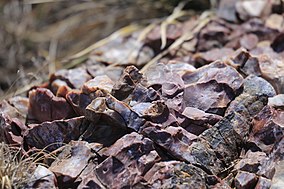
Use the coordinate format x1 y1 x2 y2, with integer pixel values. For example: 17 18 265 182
234 171 258 189
127 84 160 106
142 123 224 175
0 113 27 145
182 80 234 114
235 151 275 179
194 48 234 66
271 160 284 189
201 114 243 167
225 75 276 139
76 161 105 189
182 61 243 92
257 54 284 94
104 94 145 131
240 34 258 50
268 94 284 109
24 117 85 151
91 36 154 66
28 88 74 123
227 48 262 76
180 107 222 135
143 161 207 189
7 96 29 119
0 99 27 124
82 75 114 94
144 63 185 97
50 67 91 89
181 61 243 115
95 132 160 188
25 165 58 189
49 141 101 186
249 105 284 154
255 177 271 189
111 66 144 101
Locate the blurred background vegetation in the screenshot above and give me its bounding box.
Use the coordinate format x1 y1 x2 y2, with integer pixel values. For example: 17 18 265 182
0 0 211 97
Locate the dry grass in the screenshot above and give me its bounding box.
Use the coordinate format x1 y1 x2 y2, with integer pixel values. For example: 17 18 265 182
0 142 68 189
0 143 34 189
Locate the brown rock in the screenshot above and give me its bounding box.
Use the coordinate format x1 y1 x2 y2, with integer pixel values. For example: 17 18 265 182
268 94 284 109
255 177 271 189
143 161 207 189
112 66 144 101
182 61 243 94
0 113 26 145
91 36 154 66
258 54 284 93
24 117 85 151
50 67 92 89
95 132 160 188
234 171 258 189
28 88 74 123
142 123 224 175
49 141 102 187
82 75 114 94
235 151 275 178
26 165 58 189
194 48 234 66
249 105 284 154
240 34 259 50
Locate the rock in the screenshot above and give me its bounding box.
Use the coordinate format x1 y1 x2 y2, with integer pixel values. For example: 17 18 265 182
49 141 101 186
182 80 234 114
201 114 243 167
217 0 238 22
25 165 58 189
142 123 224 175
236 0 269 20
91 36 154 66
28 88 74 123
144 63 185 97
127 84 160 106
268 94 284 108
180 107 222 135
104 94 146 131
0 113 26 145
235 151 275 178
271 160 284 189
271 32 284 53
82 75 114 94
265 14 284 31
182 61 243 93
240 34 259 50
234 171 258 189
143 161 207 189
255 177 271 189
194 48 234 66
249 106 284 154
95 132 160 188
24 117 85 151
50 79 70 96
111 66 144 101
50 67 92 89
7 96 29 119
86 61 123 82
258 54 284 94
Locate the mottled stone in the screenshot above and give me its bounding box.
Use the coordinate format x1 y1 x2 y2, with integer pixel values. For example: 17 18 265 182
24 117 85 151
144 161 207 189
50 67 91 89
234 171 258 189
28 88 74 123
